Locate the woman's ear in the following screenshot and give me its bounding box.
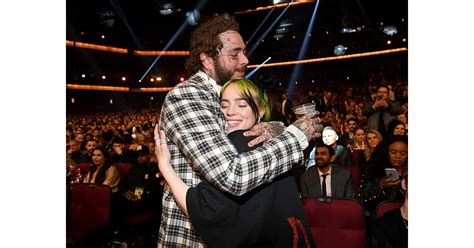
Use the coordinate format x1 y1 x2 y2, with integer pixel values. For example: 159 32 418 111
258 109 265 122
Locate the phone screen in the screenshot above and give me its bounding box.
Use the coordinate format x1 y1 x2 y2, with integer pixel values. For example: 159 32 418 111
385 168 398 180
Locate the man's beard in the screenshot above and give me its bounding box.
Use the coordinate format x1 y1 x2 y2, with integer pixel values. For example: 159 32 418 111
214 61 234 86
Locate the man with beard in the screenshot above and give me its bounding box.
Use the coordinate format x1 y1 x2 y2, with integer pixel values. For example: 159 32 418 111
300 144 355 199
158 14 323 246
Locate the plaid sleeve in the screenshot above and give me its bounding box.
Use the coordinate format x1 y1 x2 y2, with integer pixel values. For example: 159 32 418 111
161 81 304 196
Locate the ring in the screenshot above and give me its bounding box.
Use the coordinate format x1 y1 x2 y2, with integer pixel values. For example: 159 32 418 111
160 140 167 144
262 130 269 135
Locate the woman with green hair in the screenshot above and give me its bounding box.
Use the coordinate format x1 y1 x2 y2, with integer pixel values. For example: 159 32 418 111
156 78 314 247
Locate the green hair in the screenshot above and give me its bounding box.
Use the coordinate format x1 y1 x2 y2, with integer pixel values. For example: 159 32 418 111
220 79 271 122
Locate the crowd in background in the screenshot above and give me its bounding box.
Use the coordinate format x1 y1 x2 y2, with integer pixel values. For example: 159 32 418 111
66 75 408 247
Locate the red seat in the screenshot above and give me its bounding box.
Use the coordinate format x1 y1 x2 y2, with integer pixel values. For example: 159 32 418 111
333 164 361 195
77 163 91 177
115 163 133 179
301 197 366 248
67 183 112 241
376 200 404 218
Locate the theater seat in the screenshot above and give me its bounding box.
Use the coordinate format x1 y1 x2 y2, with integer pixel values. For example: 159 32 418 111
115 163 133 179
333 164 361 195
301 197 366 248
67 183 112 242
77 163 91 177
376 200 404 219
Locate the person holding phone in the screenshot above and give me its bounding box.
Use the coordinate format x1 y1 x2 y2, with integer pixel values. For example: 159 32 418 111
362 85 403 137
357 135 408 218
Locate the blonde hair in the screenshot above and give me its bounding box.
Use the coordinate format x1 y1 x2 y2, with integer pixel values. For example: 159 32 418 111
364 129 383 161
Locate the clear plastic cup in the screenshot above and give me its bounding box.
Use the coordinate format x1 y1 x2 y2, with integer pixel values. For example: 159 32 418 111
293 103 318 119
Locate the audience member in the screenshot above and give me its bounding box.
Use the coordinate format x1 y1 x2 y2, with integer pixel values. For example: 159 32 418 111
397 113 408 135
110 137 136 165
145 140 158 163
364 129 383 163
368 169 408 248
362 85 402 137
67 139 88 164
387 119 407 138
339 117 358 146
358 135 408 218
119 144 163 221
307 126 353 168
315 90 333 115
83 147 121 193
300 144 355 199
83 139 98 163
347 126 367 170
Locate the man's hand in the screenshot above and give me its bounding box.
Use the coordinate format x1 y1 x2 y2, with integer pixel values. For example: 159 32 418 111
244 121 286 147
291 114 323 141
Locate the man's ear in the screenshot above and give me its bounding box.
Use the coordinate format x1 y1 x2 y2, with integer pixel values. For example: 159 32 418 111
200 53 213 71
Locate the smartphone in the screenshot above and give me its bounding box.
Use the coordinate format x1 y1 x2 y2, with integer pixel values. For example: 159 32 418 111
385 168 399 180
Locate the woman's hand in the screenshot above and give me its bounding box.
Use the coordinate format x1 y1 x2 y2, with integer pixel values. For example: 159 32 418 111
379 174 401 189
154 126 171 174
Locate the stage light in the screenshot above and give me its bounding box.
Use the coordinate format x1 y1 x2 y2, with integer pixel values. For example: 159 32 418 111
273 0 291 4
334 45 347 56
273 34 284 39
156 77 162 81
387 40 392 45
101 35 105 39
110 99 114 105
81 74 86 78
71 98 75 104
186 9 200 26
403 38 406 42
98 8 115 27
150 78 154 82
151 96 154 101
180 77 184 82
121 76 126 81
102 75 106 80
159 3 175 15
340 27 357 34
383 26 398 36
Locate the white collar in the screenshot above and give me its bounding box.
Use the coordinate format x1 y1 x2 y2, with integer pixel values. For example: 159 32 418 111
196 71 222 97
318 166 332 176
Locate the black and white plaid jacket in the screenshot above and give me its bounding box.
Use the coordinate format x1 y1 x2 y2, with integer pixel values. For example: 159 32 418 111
158 71 305 247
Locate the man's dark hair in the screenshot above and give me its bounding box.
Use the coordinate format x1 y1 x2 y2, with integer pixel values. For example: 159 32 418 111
185 14 240 75
346 117 358 124
316 144 335 158
113 137 124 145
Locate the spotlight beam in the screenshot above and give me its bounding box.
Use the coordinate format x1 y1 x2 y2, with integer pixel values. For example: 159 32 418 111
139 20 189 82
246 6 276 45
139 0 208 82
247 3 291 57
287 0 320 97
245 57 272 78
